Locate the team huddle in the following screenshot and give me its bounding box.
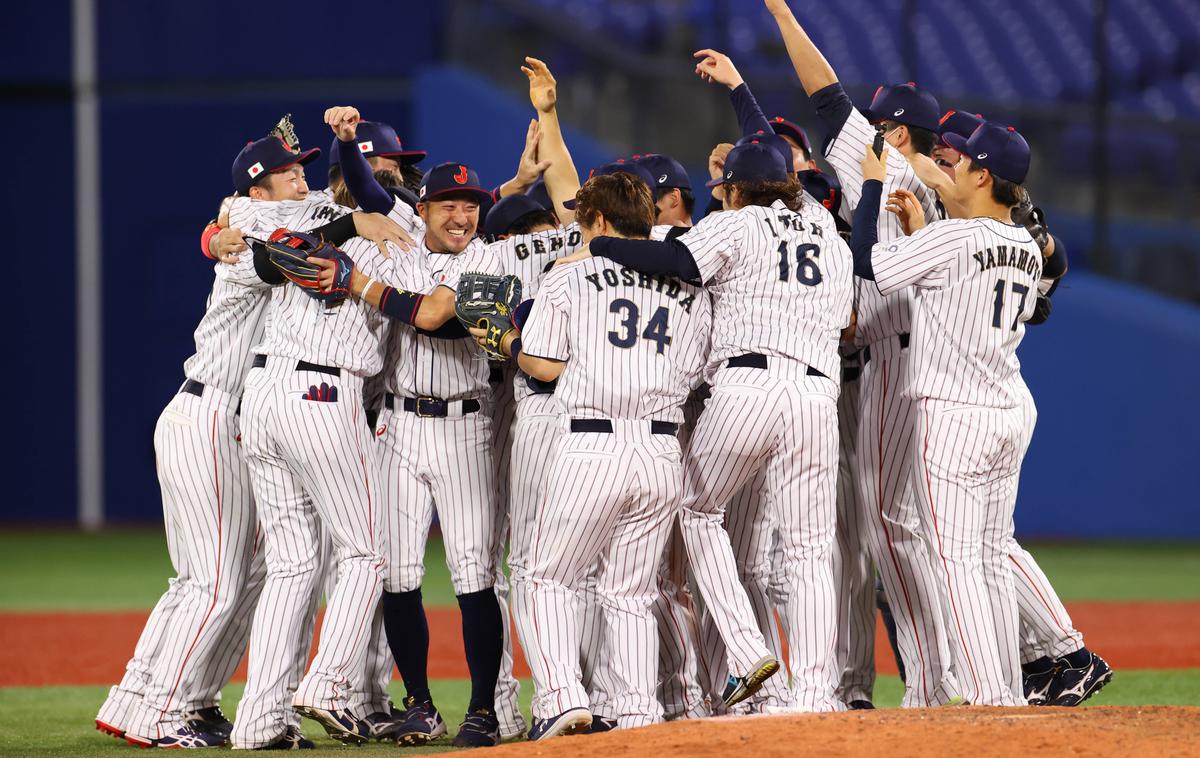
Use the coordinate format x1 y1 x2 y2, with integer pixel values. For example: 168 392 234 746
95 1 1111 751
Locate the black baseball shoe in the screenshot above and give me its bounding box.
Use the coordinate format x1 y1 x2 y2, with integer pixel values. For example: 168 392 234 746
1022 656 1058 706
257 725 315 750
394 696 447 746
452 708 500 748
184 706 234 740
1047 650 1113 706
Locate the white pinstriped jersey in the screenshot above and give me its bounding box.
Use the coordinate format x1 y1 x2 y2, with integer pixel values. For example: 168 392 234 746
873 217 1041 408
226 189 348 239
677 198 852 381
521 257 710 424
386 194 426 236
252 236 394 377
382 237 501 400
181 259 271 395
488 223 584 404
824 109 941 346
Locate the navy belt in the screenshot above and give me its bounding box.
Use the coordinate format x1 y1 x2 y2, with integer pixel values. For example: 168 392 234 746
181 379 205 398
570 418 678 435
726 352 827 378
862 333 910 364
385 393 481 418
488 364 505 386
251 354 341 377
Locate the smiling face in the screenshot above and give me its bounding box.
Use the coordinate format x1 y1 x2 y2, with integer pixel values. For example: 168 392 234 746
252 164 309 201
417 194 480 253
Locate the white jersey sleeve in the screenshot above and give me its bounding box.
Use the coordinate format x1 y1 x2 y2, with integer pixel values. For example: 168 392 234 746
520 268 572 362
676 211 747 285
872 220 973 296
386 195 426 235
435 239 505 293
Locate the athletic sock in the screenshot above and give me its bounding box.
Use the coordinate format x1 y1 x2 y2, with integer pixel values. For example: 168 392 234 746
1060 648 1092 669
457 588 503 712
1022 655 1055 675
382 589 432 705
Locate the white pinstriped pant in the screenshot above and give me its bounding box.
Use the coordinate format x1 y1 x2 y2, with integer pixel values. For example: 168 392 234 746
1009 541 1085 663
234 361 386 748
101 386 267 739
376 401 497 596
913 394 1037 706
515 421 681 727
856 344 961 706
681 364 844 713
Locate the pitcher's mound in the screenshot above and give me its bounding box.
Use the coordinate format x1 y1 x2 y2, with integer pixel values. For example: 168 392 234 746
490 706 1200 757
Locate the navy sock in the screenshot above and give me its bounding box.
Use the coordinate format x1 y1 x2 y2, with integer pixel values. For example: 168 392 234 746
1061 647 1092 669
1022 655 1055 675
457 588 503 712
382 589 431 704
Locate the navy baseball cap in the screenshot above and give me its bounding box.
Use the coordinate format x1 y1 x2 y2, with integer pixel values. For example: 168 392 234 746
417 162 494 205
942 120 1031 184
736 131 794 174
797 169 842 214
769 116 813 157
232 136 320 195
633 153 690 191
329 121 426 167
705 142 788 187
483 194 547 236
526 177 553 210
562 160 657 209
862 82 941 133
938 110 984 140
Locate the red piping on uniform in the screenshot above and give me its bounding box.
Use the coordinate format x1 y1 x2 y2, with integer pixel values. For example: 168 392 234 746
921 399 981 697
876 362 930 702
1008 554 1072 638
157 410 225 734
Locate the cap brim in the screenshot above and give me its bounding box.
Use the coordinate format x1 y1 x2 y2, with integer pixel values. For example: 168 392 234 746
270 147 322 174
377 150 427 165
561 198 577 209
420 185 494 205
941 132 969 154
704 176 727 188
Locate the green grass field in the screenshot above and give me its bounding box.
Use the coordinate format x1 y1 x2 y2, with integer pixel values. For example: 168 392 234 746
0 531 1197 756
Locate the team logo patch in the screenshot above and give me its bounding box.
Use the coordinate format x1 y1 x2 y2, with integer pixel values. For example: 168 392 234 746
247 162 264 178
659 174 668 183
893 108 905 117
376 424 387 437
977 153 988 159
725 170 733 179
358 140 374 153
453 165 469 184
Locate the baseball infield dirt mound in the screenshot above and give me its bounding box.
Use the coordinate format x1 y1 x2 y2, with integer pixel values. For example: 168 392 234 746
486 706 1200 757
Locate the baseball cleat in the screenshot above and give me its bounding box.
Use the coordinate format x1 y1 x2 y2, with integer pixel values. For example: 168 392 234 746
451 708 500 748
590 715 618 733
256 726 315 750
96 719 126 740
847 700 876 710
1047 650 1113 707
394 696 447 746
528 708 592 741
1022 656 1058 706
183 706 234 740
361 707 405 741
154 725 229 749
292 705 369 746
721 656 780 707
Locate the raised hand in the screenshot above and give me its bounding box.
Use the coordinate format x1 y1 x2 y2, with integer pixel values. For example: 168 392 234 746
861 142 889 184
693 49 745 90
516 119 552 185
522 57 557 113
352 211 416 256
324 106 361 142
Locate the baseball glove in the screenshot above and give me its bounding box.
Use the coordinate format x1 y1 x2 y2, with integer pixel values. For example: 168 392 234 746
454 272 522 359
1012 190 1050 253
264 228 354 303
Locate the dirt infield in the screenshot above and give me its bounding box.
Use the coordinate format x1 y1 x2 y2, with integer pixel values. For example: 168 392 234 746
483 706 1200 757
2 601 1198 687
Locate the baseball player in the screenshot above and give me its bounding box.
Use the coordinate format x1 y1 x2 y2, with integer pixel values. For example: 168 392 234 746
588 140 853 712
851 121 1066 705
307 161 513 748
494 171 711 737
763 0 963 707
917 110 1112 707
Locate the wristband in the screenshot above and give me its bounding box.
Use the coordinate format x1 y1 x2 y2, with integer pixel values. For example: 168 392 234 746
201 222 220 260
360 278 377 303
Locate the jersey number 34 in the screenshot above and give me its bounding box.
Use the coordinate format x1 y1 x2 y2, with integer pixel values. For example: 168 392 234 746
609 299 671 355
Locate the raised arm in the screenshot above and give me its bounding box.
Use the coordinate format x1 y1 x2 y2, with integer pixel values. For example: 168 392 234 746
764 0 839 95
496 119 552 198
325 106 394 215
523 57 580 224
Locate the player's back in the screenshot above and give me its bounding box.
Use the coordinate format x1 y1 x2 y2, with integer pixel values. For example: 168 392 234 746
904 218 1042 407
491 223 584 300
538 256 710 424
683 198 851 380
